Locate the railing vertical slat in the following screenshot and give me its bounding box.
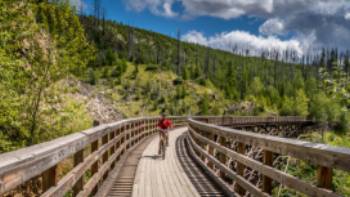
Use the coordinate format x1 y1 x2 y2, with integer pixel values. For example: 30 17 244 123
262 150 273 194
73 150 84 196
235 142 245 195
90 140 99 194
206 134 214 169
42 165 58 192
217 136 227 179
317 166 332 189
102 134 109 180
110 131 116 168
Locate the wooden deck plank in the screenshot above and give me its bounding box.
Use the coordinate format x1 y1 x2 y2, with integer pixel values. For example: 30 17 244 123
159 157 172 197
168 138 192 197
132 128 200 197
171 137 200 197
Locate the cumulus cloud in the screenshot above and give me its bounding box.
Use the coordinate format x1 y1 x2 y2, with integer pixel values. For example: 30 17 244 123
163 2 177 17
125 0 350 51
345 13 350 20
259 18 285 35
69 0 85 12
124 0 177 17
182 31 208 45
181 0 274 19
182 30 304 57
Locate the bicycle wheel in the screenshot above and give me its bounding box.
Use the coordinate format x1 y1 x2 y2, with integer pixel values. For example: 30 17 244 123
161 140 166 159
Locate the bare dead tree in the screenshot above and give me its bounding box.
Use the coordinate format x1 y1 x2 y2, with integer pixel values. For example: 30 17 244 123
94 0 101 24
127 27 134 61
176 29 182 75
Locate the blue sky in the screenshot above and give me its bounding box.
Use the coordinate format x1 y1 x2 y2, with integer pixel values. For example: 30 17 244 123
76 0 350 56
82 0 263 38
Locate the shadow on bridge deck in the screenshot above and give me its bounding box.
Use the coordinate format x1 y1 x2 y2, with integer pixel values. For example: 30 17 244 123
176 133 229 197
131 127 200 197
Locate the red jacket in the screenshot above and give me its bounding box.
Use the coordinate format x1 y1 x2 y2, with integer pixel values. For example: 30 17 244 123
158 118 172 129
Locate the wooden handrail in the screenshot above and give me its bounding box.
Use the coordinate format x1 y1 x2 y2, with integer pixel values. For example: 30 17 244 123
187 118 350 196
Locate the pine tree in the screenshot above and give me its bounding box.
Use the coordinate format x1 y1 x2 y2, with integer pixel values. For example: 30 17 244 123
204 47 210 79
344 50 350 78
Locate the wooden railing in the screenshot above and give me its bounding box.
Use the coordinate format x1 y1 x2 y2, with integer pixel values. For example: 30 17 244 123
0 116 186 196
0 115 324 197
187 118 350 197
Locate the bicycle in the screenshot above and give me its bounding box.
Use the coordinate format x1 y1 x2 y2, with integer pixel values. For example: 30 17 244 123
158 130 167 159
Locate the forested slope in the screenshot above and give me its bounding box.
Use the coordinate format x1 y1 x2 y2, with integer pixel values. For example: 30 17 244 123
0 0 94 151
81 15 349 128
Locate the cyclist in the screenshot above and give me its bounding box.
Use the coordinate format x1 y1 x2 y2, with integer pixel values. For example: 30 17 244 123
157 114 172 157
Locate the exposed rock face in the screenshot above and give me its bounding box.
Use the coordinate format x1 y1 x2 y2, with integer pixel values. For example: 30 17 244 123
226 101 256 115
65 78 123 124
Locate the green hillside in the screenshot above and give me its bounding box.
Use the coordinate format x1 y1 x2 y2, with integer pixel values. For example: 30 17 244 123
81 15 349 121
0 0 94 150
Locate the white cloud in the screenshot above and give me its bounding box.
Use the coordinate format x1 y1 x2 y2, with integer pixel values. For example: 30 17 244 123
182 30 304 57
163 2 177 17
124 0 177 17
125 0 350 50
182 31 208 46
345 13 350 20
69 0 84 12
181 0 274 19
259 18 285 35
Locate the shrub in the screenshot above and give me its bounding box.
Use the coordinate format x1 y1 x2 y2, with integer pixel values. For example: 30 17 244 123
145 64 158 71
335 111 350 134
173 78 183 86
87 68 96 85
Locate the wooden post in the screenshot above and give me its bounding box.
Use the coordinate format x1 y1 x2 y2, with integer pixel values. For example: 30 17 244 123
138 122 141 139
130 123 133 146
102 134 109 163
142 120 146 137
205 133 214 169
317 166 332 189
91 140 99 194
73 150 84 196
110 131 116 168
102 134 109 180
217 136 227 179
235 142 245 195
262 150 273 194
42 165 57 192
110 131 115 155
126 124 130 149
132 122 135 145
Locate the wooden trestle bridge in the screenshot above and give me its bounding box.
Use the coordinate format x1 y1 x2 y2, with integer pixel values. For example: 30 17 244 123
1 116 350 197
